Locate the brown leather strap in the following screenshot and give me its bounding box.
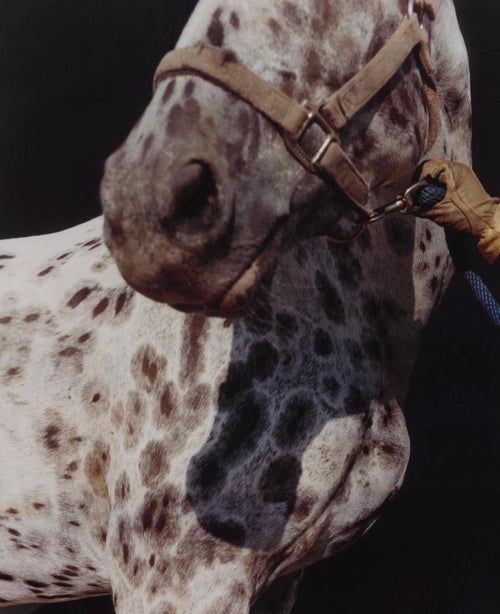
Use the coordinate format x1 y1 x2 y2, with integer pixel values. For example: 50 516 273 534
418 43 440 151
154 45 310 136
317 141 370 210
321 14 439 151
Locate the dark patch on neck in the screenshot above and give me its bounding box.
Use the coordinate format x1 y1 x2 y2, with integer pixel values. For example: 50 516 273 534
313 329 333 356
275 312 298 338
315 271 346 324
259 454 301 514
330 246 363 289
203 517 246 547
383 217 414 257
274 393 316 447
246 341 279 381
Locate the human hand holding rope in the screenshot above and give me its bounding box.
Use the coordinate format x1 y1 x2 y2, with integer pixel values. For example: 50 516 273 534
416 160 500 265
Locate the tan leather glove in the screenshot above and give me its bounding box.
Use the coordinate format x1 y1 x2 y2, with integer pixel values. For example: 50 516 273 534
418 159 500 264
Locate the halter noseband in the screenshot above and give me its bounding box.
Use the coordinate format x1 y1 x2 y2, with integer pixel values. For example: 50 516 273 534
153 4 440 239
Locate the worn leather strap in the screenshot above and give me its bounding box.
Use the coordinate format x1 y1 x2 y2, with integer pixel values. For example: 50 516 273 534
154 9 440 218
321 14 439 151
154 45 310 135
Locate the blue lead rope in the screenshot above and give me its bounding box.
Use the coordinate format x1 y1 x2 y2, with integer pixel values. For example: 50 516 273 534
463 270 500 328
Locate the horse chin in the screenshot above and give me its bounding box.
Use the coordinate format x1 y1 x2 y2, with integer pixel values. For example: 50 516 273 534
121 229 283 318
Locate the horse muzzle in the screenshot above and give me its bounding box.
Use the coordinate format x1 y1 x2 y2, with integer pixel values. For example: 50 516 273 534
101 147 280 316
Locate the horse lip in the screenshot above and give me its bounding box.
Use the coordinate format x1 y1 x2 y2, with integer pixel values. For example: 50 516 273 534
108 212 285 317
136 226 284 317
215 225 285 314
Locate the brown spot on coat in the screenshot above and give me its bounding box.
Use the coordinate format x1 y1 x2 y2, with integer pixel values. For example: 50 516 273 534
92 297 110 318
44 424 60 450
230 11 240 29
131 345 167 392
156 383 178 427
83 238 101 248
139 487 181 542
180 315 208 384
67 287 95 308
139 441 169 488
58 347 80 358
162 80 176 104
305 48 323 85
38 266 54 277
184 80 195 98
84 441 110 498
267 18 283 37
114 472 131 505
142 134 154 159
123 392 145 450
114 291 128 315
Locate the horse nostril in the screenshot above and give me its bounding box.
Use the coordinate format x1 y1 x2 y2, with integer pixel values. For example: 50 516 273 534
160 162 219 233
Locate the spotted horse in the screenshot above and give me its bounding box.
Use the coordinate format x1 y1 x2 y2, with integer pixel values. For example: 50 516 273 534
0 0 471 612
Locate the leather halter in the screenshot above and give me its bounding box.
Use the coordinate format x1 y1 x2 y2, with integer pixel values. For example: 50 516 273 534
153 4 440 232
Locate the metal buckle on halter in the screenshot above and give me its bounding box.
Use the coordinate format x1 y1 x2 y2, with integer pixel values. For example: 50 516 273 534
285 103 337 171
364 181 430 225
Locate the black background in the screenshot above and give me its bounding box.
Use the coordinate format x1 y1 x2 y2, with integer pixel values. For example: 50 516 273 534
0 1 499 613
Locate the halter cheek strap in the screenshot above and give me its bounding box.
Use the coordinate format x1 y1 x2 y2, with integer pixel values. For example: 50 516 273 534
153 11 440 224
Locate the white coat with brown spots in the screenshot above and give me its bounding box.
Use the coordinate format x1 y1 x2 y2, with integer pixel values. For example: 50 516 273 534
0 1 471 612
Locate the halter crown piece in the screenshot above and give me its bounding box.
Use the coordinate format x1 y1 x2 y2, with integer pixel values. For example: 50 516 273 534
153 2 440 231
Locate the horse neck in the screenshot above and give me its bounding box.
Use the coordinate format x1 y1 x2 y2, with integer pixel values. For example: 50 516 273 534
264 204 450 405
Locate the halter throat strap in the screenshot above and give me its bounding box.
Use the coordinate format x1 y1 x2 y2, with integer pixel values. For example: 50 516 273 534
154 12 440 221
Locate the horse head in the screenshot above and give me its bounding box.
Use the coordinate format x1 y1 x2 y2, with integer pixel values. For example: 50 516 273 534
101 0 470 318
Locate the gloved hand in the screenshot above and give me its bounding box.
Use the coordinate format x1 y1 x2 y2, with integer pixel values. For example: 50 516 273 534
417 159 500 264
